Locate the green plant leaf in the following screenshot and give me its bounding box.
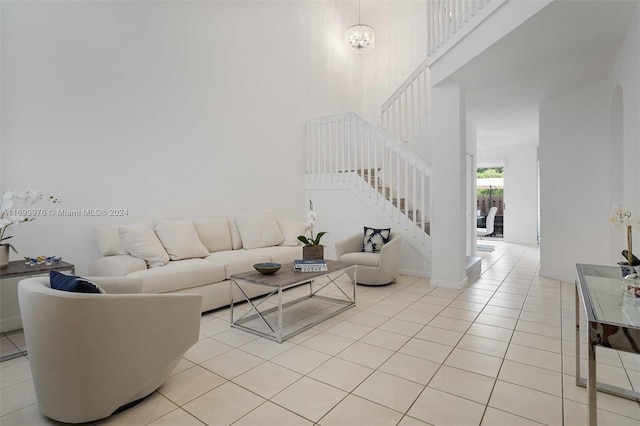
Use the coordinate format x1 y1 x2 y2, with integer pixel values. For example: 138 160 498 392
313 231 327 245
297 236 310 245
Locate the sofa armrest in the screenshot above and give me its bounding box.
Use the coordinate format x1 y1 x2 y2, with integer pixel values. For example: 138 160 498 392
379 233 402 276
88 277 143 294
335 233 364 259
88 255 147 277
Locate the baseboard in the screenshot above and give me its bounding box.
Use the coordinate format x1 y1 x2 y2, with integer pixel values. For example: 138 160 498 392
538 268 575 284
400 268 431 278
431 276 468 289
0 316 23 333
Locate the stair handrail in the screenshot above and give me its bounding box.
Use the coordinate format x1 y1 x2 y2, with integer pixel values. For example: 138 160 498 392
382 0 507 143
380 60 430 144
306 112 431 240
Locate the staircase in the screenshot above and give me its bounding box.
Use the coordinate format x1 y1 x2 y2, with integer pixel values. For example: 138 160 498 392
305 113 431 258
305 0 507 275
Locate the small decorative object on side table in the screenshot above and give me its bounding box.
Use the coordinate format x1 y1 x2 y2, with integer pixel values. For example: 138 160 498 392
298 200 327 260
608 206 640 277
0 187 61 268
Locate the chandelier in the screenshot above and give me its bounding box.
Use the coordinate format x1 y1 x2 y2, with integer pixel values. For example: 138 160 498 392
345 1 375 52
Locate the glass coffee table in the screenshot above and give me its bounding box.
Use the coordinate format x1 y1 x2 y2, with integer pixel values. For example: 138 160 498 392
230 260 356 343
575 264 640 426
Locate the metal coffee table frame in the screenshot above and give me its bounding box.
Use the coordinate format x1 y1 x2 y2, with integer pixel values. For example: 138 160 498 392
230 261 356 343
575 263 640 426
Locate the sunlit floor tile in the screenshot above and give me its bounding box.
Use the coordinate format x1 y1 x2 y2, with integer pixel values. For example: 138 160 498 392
481 407 542 426
456 334 509 358
233 361 302 399
353 370 424 413
319 394 403 426
271 377 347 423
428 365 496 404
183 382 264 425
234 401 312 426
307 357 373 392
489 380 563 426
408 387 485 426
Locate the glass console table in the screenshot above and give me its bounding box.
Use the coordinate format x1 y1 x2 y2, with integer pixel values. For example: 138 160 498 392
575 264 640 426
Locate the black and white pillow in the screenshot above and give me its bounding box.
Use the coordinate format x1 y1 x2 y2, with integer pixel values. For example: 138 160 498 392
363 227 391 253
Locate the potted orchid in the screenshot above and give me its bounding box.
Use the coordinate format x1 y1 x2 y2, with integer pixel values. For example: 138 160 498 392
0 188 60 267
608 205 639 276
297 200 327 260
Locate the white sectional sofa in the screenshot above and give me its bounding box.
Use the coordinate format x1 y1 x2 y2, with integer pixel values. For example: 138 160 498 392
89 210 305 312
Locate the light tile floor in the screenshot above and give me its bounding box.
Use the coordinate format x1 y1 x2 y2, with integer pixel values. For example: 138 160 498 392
1 242 640 425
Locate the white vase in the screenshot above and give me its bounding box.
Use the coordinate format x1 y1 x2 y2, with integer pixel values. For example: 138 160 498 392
0 244 9 268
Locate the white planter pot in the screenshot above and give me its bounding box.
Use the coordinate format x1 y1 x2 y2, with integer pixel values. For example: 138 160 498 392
0 245 9 268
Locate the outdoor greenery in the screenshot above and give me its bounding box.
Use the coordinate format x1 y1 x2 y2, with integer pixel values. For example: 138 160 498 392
477 167 504 196
477 167 503 178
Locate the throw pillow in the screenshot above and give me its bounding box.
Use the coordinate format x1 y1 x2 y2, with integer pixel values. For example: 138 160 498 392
153 220 210 261
278 219 306 247
193 218 233 253
363 227 391 253
94 224 128 256
50 270 105 294
235 210 285 249
229 220 243 250
119 222 170 268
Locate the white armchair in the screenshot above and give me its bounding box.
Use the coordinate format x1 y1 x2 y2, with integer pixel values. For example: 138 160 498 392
477 206 498 238
18 276 202 424
335 232 402 285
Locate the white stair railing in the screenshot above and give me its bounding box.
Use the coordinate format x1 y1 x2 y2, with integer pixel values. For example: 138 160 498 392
428 0 491 56
380 60 431 143
306 113 431 242
382 0 505 143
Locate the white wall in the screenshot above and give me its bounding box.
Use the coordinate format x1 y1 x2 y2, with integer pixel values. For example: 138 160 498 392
539 80 620 282
0 1 361 273
360 0 427 125
539 4 640 283
610 3 640 216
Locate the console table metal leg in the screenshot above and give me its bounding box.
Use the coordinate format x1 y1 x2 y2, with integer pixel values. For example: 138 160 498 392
575 283 581 387
588 323 597 426
278 287 283 343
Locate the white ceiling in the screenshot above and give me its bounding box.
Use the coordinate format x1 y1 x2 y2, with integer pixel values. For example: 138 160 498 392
443 0 639 150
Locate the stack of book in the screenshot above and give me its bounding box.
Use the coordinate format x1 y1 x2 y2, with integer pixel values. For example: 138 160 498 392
293 259 328 272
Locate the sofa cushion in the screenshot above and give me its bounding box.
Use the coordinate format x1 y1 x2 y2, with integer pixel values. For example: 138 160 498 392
119 223 170 268
277 219 306 247
154 220 209 261
204 250 271 279
230 220 243 250
128 259 226 293
94 224 128 257
363 227 391 253
193 218 233 253
339 252 380 267
235 210 284 249
49 270 105 294
250 246 303 265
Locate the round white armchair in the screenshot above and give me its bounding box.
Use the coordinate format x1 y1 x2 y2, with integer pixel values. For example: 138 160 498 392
18 276 202 424
335 231 402 285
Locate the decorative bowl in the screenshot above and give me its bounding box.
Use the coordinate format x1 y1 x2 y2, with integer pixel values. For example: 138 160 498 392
253 262 282 275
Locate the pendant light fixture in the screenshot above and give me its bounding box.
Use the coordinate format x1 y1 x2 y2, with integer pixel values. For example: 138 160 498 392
345 0 375 52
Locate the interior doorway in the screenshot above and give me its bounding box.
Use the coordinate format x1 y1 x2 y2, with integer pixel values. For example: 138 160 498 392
477 167 504 238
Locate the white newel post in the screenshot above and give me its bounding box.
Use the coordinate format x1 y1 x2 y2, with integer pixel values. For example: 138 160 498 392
431 83 468 289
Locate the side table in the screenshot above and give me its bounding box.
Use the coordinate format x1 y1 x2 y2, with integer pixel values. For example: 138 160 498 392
0 260 75 332
575 263 640 426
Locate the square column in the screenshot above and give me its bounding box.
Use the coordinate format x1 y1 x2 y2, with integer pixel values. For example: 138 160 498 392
431 83 468 289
